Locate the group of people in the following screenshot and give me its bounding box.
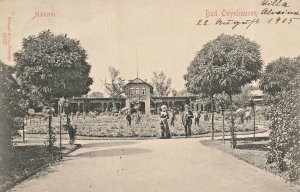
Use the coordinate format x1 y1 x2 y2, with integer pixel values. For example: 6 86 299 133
160 104 198 139
125 110 141 126
124 104 202 139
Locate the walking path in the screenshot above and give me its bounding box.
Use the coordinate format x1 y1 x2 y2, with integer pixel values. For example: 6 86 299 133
10 136 299 192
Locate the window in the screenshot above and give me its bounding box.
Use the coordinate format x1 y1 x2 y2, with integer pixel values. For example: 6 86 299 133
141 88 146 95
135 88 140 95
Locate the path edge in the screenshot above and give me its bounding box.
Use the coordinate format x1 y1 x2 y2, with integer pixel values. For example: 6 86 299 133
0 144 81 192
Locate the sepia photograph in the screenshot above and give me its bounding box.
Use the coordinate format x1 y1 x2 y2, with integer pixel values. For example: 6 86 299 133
0 0 299 191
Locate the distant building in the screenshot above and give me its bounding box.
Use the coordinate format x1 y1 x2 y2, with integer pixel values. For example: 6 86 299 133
66 77 201 114
124 78 153 115
55 85 265 114
249 89 265 106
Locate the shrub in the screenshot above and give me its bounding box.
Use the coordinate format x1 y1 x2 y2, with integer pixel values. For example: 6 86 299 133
266 85 300 181
0 62 24 168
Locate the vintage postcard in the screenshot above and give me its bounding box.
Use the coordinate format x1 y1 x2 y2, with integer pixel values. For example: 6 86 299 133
0 0 299 191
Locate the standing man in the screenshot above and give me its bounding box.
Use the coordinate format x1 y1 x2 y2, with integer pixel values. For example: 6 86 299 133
126 111 132 127
169 108 176 127
194 110 200 127
182 104 194 138
136 110 141 124
204 111 210 122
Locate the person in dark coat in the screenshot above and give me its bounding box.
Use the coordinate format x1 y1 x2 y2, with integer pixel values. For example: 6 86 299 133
169 108 176 127
135 111 141 124
182 104 194 138
194 110 200 127
204 111 210 122
126 111 132 127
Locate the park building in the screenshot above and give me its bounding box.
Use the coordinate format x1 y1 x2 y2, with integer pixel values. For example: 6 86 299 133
66 77 199 115
124 78 153 114
63 77 265 115
249 89 264 106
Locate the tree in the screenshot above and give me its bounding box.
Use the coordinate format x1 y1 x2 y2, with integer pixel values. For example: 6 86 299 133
15 30 93 101
185 34 262 148
233 84 257 108
15 81 44 111
267 79 300 181
105 66 125 111
260 57 300 96
152 71 171 97
214 92 230 143
171 89 178 96
14 30 93 149
0 61 24 168
184 57 221 140
176 89 190 96
263 56 300 181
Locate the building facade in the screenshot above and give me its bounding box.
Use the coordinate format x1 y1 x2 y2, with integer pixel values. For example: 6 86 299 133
125 78 153 115
66 78 269 114
67 78 203 114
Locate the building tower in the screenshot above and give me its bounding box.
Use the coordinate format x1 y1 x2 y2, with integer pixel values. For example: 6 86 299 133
125 78 153 115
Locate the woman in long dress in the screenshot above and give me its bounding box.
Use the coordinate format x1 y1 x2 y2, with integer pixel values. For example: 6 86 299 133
160 105 171 139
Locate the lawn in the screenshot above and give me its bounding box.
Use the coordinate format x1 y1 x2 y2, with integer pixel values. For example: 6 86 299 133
201 137 295 182
0 145 79 191
24 113 268 137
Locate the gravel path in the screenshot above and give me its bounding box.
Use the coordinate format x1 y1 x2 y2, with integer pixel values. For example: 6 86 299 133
10 138 299 192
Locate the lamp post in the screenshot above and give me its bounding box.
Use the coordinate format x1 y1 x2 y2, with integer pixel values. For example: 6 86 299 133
249 98 256 140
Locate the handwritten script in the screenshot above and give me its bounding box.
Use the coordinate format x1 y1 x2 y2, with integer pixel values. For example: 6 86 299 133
196 0 300 30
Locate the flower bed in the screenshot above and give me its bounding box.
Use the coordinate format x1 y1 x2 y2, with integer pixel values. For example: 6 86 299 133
25 113 267 137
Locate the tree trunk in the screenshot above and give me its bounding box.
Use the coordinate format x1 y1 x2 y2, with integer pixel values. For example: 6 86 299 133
112 97 116 112
211 95 214 140
22 117 25 143
229 94 236 148
47 84 54 154
67 113 71 140
66 113 75 144
222 109 225 144
48 113 53 153
253 106 256 140
59 114 62 150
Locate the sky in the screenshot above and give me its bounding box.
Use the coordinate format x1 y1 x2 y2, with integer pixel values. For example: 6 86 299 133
1 0 300 96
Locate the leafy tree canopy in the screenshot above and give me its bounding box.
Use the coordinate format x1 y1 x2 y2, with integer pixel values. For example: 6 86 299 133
185 34 263 96
267 76 300 181
152 71 171 97
105 66 125 99
0 61 23 153
233 84 258 108
14 30 93 102
260 56 300 96
185 34 263 148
